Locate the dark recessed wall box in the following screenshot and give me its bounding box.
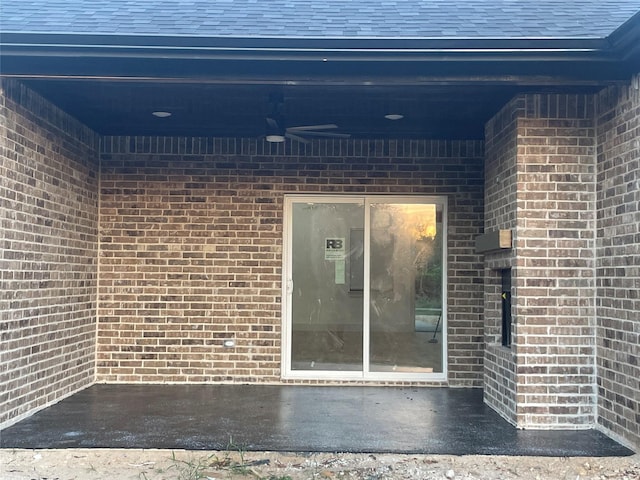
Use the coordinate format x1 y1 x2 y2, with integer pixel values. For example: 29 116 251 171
475 229 512 254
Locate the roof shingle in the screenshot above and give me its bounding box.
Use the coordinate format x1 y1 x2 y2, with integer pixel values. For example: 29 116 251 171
2 0 639 39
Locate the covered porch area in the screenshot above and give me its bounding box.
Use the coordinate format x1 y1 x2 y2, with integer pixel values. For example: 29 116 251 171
1 0 639 454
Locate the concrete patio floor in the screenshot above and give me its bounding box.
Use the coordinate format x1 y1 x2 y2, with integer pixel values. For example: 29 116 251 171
0 385 634 456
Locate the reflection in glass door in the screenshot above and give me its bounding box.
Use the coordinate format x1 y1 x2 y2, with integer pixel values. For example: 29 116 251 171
284 196 446 380
368 202 444 374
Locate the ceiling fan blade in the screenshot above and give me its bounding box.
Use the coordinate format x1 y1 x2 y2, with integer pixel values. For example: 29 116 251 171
289 131 351 138
266 117 280 129
286 124 338 131
285 132 311 144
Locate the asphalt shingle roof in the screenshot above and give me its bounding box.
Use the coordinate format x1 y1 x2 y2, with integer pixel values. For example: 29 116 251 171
2 0 639 39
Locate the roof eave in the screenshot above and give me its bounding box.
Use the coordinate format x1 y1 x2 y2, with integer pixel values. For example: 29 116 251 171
0 30 636 84
607 10 640 63
0 32 617 60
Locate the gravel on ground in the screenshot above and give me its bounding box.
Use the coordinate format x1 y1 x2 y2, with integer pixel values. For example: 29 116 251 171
1 448 639 480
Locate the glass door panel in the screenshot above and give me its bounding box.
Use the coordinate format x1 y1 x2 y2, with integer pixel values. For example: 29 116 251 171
285 196 445 380
369 202 444 373
290 201 364 371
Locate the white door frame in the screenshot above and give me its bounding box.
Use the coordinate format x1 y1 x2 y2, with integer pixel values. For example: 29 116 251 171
281 194 448 382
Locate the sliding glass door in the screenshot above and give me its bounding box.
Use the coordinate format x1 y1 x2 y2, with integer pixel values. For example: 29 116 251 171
283 196 446 381
289 200 365 372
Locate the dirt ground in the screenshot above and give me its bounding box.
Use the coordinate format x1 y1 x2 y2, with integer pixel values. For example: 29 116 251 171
1 449 639 480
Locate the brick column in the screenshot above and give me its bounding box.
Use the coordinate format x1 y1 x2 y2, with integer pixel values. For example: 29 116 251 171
483 97 523 424
515 94 597 428
484 93 597 428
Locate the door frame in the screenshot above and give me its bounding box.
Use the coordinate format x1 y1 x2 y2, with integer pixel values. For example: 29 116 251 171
281 194 448 382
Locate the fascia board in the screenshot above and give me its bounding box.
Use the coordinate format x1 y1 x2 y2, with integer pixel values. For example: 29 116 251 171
0 32 614 61
1 31 634 83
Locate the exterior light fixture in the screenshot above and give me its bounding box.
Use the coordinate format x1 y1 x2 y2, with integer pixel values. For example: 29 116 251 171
384 114 404 120
266 134 286 143
152 111 172 118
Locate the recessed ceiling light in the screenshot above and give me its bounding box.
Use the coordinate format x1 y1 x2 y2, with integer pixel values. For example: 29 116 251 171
384 114 404 120
152 111 172 118
266 134 286 143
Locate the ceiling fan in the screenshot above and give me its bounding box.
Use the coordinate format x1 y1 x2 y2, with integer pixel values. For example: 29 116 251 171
264 93 351 143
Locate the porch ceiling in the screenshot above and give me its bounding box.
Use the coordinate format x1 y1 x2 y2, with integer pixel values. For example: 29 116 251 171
2 8 639 140
4 49 633 140
19 79 534 140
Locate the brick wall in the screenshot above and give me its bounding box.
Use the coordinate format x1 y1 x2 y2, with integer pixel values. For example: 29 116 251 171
484 93 598 428
515 94 597 428
483 96 523 424
97 136 485 386
595 73 640 449
0 79 100 428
